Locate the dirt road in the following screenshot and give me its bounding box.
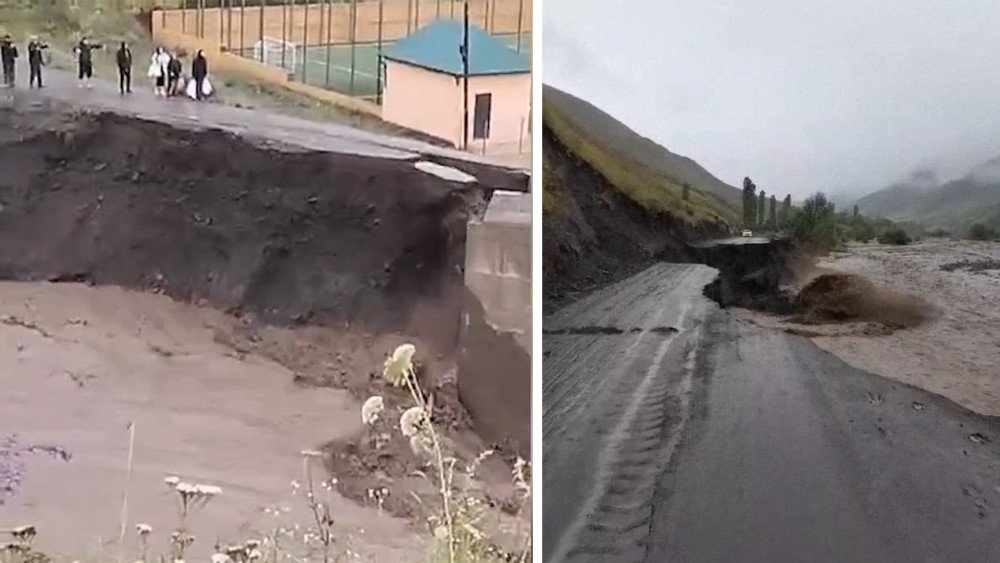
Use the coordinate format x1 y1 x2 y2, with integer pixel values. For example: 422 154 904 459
1 69 530 172
543 262 1000 562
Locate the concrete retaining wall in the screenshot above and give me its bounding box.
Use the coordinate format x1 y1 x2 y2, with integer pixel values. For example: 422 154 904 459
458 190 531 455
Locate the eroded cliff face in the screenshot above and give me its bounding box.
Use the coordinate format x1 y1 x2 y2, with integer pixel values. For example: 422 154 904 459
543 128 729 314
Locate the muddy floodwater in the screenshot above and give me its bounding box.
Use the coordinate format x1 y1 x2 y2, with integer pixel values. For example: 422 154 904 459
0 281 423 561
748 239 1000 417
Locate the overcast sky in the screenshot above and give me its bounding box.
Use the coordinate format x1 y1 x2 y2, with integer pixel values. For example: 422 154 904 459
543 0 1000 198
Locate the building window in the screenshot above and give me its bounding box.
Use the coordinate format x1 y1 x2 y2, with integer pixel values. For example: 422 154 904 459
473 93 492 140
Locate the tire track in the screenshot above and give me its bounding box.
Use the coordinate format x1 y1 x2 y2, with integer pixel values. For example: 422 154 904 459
543 263 718 562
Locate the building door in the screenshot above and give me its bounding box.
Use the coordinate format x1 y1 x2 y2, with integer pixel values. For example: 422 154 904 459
473 93 492 140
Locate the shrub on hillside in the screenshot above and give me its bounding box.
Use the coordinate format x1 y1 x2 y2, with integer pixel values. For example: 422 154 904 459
968 223 998 241
879 228 912 245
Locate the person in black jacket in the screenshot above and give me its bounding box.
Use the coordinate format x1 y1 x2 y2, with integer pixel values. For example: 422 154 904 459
73 37 103 89
191 49 208 100
0 35 17 88
166 52 182 97
116 41 132 94
27 36 48 88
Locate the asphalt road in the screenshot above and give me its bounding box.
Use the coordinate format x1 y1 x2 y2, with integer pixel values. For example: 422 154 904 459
2 69 529 170
543 262 1000 563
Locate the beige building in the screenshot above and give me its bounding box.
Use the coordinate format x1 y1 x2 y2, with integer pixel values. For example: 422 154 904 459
381 20 531 156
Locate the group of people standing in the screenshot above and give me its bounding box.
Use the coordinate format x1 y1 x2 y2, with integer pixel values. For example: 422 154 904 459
0 34 210 100
1 34 49 88
146 47 210 100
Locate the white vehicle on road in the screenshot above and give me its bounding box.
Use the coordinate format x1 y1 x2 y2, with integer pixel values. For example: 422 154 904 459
741 229 753 238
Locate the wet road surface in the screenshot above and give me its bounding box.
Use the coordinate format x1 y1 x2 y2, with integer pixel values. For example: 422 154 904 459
543 262 1000 562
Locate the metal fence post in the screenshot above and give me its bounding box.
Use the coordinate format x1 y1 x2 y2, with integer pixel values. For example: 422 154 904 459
302 0 309 82
182 0 187 33
349 0 358 94
376 0 384 101
281 0 288 69
240 0 246 55
258 0 265 61
406 0 413 35
515 0 523 52
325 0 332 87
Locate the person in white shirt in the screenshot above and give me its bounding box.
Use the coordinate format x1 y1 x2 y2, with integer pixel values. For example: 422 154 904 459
147 47 171 97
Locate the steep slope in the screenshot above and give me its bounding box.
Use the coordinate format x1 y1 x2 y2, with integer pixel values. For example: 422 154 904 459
543 85 742 212
543 86 734 311
856 159 1000 230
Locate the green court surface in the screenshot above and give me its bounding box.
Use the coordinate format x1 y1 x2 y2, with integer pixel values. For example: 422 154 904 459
278 31 531 100
298 43 383 98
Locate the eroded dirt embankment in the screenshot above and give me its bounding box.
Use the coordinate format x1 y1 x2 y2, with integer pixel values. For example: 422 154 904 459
542 128 728 313
689 239 799 313
0 108 511 354
0 104 532 556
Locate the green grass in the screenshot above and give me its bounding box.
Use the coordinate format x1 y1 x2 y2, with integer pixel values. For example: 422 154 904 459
543 98 738 228
0 0 152 78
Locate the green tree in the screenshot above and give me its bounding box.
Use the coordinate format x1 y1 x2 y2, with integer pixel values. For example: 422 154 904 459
780 194 792 227
790 192 838 249
742 177 757 228
757 190 767 228
853 204 859 219
769 194 777 229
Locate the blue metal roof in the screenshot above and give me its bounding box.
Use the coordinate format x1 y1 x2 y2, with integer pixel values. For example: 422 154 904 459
384 19 530 76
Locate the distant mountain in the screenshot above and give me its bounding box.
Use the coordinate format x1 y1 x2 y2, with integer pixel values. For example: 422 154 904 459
855 159 1000 230
543 85 742 215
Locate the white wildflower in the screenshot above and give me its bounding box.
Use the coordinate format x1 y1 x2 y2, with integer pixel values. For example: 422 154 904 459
193 484 223 496
399 406 426 437
383 343 416 386
361 395 385 425
164 475 180 488
300 449 324 459
135 523 153 535
175 481 197 494
211 554 231 563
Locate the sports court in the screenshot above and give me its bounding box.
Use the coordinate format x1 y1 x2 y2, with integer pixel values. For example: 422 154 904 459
254 31 531 100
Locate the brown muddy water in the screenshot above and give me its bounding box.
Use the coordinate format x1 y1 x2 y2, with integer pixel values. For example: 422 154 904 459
746 239 1000 417
0 281 424 560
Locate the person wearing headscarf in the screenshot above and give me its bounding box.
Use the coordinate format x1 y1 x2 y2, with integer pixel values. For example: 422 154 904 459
191 49 208 100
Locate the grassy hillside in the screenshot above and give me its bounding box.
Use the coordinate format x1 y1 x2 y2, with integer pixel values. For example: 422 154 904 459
855 158 1000 232
0 0 154 78
543 85 740 229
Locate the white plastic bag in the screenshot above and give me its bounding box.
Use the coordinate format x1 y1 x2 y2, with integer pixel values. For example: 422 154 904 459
185 75 214 99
